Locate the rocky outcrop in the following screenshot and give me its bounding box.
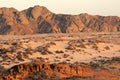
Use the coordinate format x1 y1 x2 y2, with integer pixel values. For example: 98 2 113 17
0 5 120 35
0 61 120 80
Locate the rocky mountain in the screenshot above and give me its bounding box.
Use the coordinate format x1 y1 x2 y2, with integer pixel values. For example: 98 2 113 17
0 61 120 80
0 5 120 35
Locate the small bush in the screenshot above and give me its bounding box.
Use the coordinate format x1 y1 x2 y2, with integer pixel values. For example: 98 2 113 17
63 54 70 58
65 46 76 50
89 61 100 68
0 65 6 71
104 46 110 50
55 50 64 54
78 43 86 48
92 44 98 50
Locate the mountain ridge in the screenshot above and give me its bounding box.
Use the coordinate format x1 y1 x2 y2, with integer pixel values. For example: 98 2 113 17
0 5 120 35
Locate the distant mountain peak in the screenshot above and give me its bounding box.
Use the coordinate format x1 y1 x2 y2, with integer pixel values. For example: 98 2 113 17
0 5 119 35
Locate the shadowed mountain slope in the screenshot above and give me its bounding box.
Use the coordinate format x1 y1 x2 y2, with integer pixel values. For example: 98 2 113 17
0 5 120 35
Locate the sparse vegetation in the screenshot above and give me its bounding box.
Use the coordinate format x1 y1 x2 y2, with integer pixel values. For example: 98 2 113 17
66 59 70 62
70 56 73 59
104 46 110 50
59 61 67 64
0 48 7 54
65 45 76 50
50 42 56 45
55 50 64 54
77 43 86 48
55 56 61 59
89 61 100 68
0 33 120 80
0 65 6 71
63 54 70 58
92 44 98 50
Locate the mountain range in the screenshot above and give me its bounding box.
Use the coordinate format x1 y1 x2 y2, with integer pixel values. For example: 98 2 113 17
0 5 120 35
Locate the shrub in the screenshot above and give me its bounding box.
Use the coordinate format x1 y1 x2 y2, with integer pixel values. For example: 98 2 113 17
89 61 100 68
0 65 6 71
104 46 110 50
55 50 64 54
78 43 86 48
65 46 76 50
92 44 98 50
63 54 70 58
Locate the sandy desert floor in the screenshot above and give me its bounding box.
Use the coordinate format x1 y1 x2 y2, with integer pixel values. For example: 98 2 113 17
0 32 120 72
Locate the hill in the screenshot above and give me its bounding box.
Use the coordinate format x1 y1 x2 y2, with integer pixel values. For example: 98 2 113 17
0 5 120 35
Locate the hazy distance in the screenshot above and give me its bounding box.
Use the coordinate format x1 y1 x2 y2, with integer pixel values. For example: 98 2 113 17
0 0 120 16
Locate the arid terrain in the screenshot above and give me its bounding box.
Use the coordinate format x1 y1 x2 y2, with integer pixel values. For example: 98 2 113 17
0 32 120 80
0 5 120 35
0 3 120 80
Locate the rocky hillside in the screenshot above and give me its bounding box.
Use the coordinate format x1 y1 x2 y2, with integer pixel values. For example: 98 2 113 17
0 61 120 80
0 5 120 35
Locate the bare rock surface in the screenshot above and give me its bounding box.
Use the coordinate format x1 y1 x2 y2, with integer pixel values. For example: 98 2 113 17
0 5 120 35
0 61 120 80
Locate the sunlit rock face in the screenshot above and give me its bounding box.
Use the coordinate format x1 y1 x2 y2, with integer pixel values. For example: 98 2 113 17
0 5 120 35
0 61 120 80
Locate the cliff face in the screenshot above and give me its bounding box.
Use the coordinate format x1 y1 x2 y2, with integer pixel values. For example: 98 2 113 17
0 61 120 80
0 5 120 35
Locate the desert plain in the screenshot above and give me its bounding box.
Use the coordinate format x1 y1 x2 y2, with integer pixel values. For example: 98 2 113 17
0 32 120 80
